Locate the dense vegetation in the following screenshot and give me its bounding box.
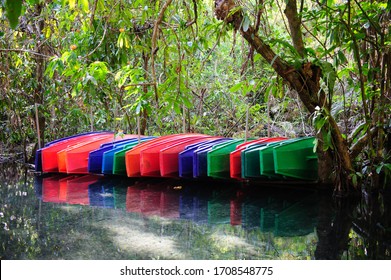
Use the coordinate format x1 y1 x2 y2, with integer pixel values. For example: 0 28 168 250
0 0 390 192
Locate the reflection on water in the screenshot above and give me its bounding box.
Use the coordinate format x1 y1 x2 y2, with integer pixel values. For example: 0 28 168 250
1 163 390 260
34 174 319 237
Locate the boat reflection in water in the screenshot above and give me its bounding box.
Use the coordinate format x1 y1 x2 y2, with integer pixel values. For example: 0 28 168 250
34 174 319 237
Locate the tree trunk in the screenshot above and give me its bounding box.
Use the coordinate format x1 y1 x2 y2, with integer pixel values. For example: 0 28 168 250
31 4 46 161
214 0 354 189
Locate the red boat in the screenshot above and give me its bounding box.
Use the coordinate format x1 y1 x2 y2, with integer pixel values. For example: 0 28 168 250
140 135 212 177
41 132 113 173
229 137 287 179
125 134 207 177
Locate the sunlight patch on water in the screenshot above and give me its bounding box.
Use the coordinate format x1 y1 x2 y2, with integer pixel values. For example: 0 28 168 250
100 220 186 259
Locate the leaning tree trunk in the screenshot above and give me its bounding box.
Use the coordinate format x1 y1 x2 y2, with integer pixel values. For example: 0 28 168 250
214 0 354 190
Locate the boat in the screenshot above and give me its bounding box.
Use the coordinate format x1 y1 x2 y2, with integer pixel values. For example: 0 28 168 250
159 136 219 177
178 138 229 178
88 136 142 174
40 132 113 173
193 138 233 178
273 136 318 180
140 135 211 177
125 134 208 177
35 131 110 172
241 138 291 178
57 134 117 174
259 139 299 178
101 137 154 175
207 139 246 179
112 141 148 176
229 137 287 179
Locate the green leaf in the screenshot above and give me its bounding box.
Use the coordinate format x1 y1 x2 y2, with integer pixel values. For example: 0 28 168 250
80 0 89 13
229 82 243 93
319 61 336 95
26 0 40 4
69 0 76 9
5 0 23 29
352 173 358 188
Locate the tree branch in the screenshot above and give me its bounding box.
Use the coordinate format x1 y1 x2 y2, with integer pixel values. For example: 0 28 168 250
186 0 198 27
350 127 379 159
151 0 173 104
284 0 305 58
0 48 51 58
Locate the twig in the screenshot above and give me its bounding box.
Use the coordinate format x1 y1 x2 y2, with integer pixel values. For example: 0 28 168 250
84 2 119 59
124 82 156 87
186 0 198 27
151 0 173 104
0 48 51 58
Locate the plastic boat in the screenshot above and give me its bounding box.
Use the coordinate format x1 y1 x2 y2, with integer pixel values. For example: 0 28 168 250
40 132 113 173
57 134 117 173
229 137 287 179
273 137 318 180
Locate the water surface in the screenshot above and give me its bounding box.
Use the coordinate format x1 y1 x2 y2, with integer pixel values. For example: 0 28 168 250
0 163 390 260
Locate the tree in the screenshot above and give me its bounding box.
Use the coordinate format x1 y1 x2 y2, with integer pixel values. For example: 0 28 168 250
214 0 391 191
1 0 390 192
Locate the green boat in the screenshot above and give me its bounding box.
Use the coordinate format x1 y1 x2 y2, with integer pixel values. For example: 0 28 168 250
112 142 142 175
273 137 318 181
241 143 270 178
207 139 245 179
259 139 298 178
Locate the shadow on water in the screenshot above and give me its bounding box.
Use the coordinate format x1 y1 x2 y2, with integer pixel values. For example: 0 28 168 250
1 163 390 259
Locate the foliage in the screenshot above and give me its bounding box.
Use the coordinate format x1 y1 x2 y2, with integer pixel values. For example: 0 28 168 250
0 0 390 189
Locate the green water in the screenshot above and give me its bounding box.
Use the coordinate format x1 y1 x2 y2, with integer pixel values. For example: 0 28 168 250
0 163 390 260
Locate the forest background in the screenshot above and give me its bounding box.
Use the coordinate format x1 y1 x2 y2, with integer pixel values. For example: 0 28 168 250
0 0 390 192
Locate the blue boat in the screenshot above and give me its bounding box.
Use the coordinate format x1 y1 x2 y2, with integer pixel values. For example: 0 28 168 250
178 138 228 178
88 137 141 174
193 139 233 178
101 137 154 175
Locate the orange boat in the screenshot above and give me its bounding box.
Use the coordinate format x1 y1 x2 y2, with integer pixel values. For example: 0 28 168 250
229 137 287 179
41 132 113 172
125 134 207 177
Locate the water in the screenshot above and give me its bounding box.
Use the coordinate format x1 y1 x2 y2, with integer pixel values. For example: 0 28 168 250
0 163 390 260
